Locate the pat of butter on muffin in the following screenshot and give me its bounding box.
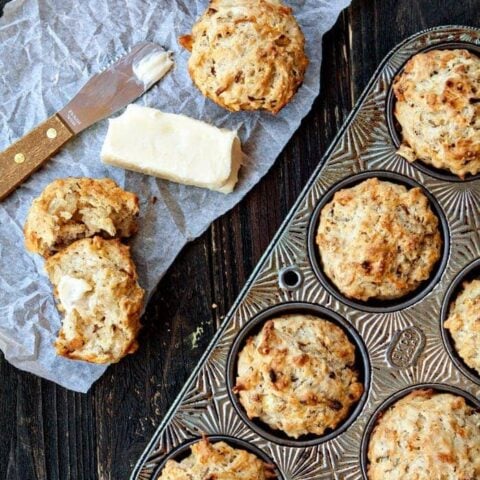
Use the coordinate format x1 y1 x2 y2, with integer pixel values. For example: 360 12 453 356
101 105 242 193
57 275 92 311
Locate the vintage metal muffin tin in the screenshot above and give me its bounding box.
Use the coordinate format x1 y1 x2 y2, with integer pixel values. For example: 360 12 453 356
132 26 480 480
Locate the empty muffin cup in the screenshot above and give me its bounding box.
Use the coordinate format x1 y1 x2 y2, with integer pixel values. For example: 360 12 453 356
307 170 450 313
226 302 371 447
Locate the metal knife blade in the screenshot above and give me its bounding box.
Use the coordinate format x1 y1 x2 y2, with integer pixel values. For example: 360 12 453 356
59 42 168 134
0 42 171 201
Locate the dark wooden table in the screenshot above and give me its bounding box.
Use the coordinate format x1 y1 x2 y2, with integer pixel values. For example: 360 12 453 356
1 1 478 479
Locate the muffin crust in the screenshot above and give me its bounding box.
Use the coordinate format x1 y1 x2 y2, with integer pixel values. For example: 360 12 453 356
316 178 442 302
24 177 139 258
45 237 144 364
444 278 480 375
159 438 276 479
234 314 363 438
393 49 480 178
367 389 480 480
179 0 308 113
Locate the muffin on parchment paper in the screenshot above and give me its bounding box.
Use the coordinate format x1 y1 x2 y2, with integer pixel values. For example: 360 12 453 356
45 236 144 364
393 49 480 178
234 314 363 439
158 438 276 479
445 278 480 375
367 389 480 480
24 177 139 258
316 178 442 302
179 0 308 114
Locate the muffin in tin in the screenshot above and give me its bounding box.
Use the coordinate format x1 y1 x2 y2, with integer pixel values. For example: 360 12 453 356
444 278 480 375
393 49 480 178
316 178 442 302
234 314 364 439
178 0 308 114
367 389 480 480
158 438 276 479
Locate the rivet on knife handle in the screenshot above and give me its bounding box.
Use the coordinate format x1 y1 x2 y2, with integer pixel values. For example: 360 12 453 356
0 114 74 200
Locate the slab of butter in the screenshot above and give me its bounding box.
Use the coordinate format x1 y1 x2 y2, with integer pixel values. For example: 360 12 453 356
101 105 242 194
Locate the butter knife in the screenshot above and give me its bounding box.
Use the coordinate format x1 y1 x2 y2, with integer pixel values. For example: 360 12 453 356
0 42 172 201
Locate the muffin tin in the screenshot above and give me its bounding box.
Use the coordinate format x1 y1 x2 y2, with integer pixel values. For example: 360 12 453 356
132 26 480 480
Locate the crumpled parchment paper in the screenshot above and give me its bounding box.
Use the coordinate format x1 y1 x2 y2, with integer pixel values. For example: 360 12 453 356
0 0 351 392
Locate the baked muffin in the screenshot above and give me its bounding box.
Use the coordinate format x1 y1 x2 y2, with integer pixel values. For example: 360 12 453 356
158 438 276 479
179 0 308 114
393 49 480 178
316 178 442 302
367 389 480 480
25 177 139 257
444 278 480 375
234 314 363 438
45 237 144 364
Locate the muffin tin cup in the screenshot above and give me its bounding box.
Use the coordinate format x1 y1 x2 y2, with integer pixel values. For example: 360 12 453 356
307 170 451 313
133 26 480 480
441 258 480 385
359 383 480 480
386 41 480 183
226 302 371 447
152 435 283 480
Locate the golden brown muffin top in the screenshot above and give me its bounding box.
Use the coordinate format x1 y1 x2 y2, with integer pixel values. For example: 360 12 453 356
24 177 139 258
316 178 442 302
445 278 480 375
46 237 144 364
179 0 308 113
393 49 480 178
159 438 276 479
234 314 363 438
368 389 480 480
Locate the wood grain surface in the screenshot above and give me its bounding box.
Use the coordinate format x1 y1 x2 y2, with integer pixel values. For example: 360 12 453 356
0 114 73 200
0 1 478 479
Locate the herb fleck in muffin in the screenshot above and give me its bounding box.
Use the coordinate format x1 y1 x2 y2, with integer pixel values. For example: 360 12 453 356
179 0 308 113
159 438 276 479
393 49 480 178
316 178 442 302
445 278 480 375
367 389 480 480
234 314 363 438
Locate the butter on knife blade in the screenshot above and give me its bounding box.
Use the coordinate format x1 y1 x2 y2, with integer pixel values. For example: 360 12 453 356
101 105 242 194
0 42 173 201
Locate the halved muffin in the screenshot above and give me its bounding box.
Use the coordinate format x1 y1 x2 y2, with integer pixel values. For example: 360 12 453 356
25 177 139 258
45 237 144 363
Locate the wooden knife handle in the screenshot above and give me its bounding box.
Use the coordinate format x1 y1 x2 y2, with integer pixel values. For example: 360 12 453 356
0 114 74 201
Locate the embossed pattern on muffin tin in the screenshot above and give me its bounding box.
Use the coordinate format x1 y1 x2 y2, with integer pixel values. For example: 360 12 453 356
132 26 480 480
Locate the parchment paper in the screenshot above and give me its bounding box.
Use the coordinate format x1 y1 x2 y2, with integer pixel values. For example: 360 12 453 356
0 0 351 392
